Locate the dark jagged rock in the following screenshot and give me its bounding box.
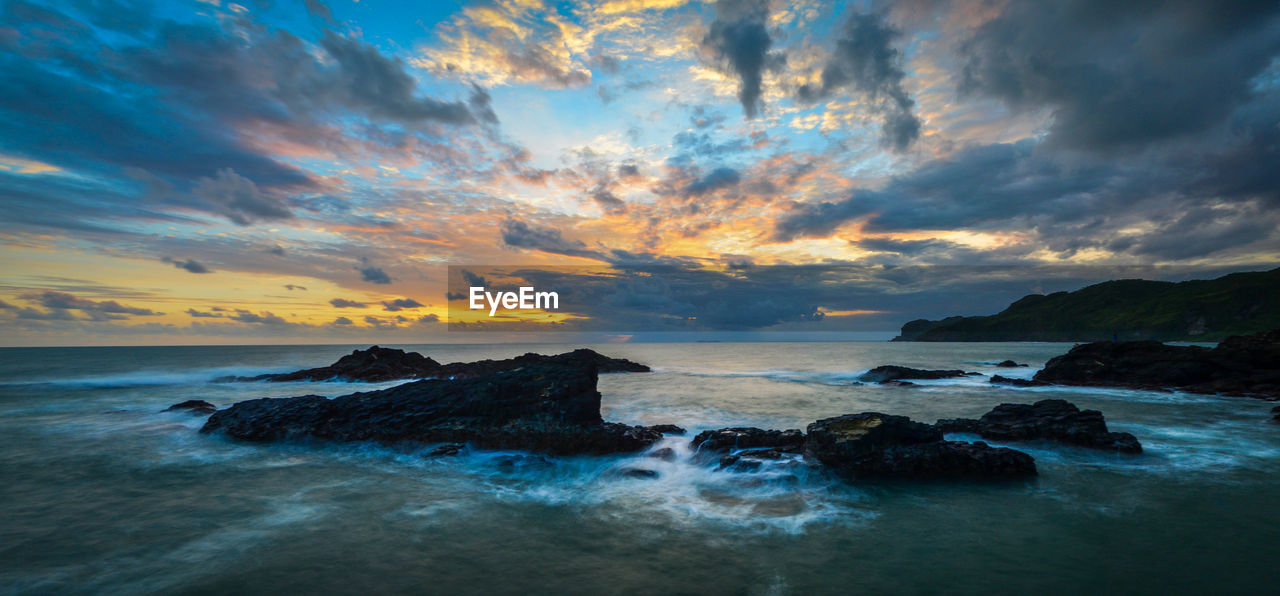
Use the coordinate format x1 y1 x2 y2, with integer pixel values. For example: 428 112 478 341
648 424 687 435
996 360 1028 368
1032 329 1280 399
805 413 1036 480
165 399 217 415
201 360 664 456
236 346 441 382
935 399 1142 453
433 348 651 379
690 427 805 453
618 468 659 479
990 375 1050 387
219 346 650 383
858 365 978 383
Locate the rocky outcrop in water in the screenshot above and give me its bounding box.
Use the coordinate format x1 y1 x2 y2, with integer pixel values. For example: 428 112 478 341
858 365 978 383
935 399 1142 453
690 427 805 453
201 358 664 455
996 360 1028 368
219 346 650 383
1031 329 1280 399
805 413 1036 480
165 399 217 415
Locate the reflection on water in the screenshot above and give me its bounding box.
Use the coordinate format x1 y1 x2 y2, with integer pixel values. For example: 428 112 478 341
1 342 1277 593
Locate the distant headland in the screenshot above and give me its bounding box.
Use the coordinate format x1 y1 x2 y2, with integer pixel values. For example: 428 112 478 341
893 267 1280 342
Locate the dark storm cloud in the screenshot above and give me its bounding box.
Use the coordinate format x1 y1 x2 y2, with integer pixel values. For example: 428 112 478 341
162 257 212 274
798 10 920 151
186 308 224 318
775 132 1280 260
329 298 367 308
0 1 493 230
357 267 393 285
701 0 776 118
332 316 354 326
381 298 424 312
957 0 1280 151
500 219 604 260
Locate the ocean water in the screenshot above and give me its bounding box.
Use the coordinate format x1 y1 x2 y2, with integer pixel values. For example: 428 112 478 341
1 342 1277 594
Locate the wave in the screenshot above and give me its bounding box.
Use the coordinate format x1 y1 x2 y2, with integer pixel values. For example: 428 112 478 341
0 365 298 389
650 366 868 386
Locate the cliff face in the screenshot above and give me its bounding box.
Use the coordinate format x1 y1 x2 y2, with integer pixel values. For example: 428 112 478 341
892 267 1280 342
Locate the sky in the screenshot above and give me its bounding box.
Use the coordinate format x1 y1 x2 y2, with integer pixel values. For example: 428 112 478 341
1 0 1278 345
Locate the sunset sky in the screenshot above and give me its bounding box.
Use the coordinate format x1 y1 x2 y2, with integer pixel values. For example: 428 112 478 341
2 0 1278 345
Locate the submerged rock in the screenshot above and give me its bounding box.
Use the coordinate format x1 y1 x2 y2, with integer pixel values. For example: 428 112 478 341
1031 329 1280 399
219 346 650 383
805 413 1036 480
617 467 660 479
996 360 1028 368
935 399 1142 453
858 365 978 383
164 399 217 415
201 358 664 456
646 447 678 461
690 427 805 453
1270 405 1280 424
427 443 465 456
990 375 1050 387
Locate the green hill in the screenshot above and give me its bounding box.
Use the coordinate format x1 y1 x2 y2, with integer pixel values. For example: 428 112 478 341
892 267 1280 342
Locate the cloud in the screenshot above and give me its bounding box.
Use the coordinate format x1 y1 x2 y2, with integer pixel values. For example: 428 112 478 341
500 219 604 260
162 257 212 274
283 284 307 291
316 32 478 125
192 168 292 225
382 298 424 311
21 291 160 316
332 316 353 326
302 0 335 24
186 308 224 318
329 298 366 308
229 310 288 325
417 0 593 88
701 0 775 118
418 313 440 324
684 167 740 197
956 0 1280 151
797 10 920 151
357 266 392 285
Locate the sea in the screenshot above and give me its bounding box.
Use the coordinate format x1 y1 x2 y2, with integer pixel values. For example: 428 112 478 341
1 342 1277 594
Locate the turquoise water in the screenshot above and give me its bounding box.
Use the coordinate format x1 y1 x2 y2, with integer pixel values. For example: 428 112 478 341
1 343 1277 594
